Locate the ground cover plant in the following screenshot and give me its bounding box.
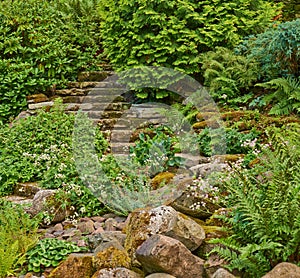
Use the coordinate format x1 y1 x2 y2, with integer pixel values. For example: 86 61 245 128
0 99 107 216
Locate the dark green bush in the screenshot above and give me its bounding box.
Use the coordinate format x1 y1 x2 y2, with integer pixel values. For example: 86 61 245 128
0 0 103 123
98 0 280 81
236 19 300 80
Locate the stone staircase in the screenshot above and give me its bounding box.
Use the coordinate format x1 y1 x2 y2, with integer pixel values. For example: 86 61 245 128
22 71 168 156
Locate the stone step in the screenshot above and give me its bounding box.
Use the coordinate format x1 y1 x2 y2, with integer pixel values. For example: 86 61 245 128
110 142 135 153
79 102 131 111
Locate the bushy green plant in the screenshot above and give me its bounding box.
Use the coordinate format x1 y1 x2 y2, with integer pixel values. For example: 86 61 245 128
256 76 300 115
26 238 82 273
0 200 39 278
0 0 103 123
130 126 183 176
236 19 300 80
0 99 108 196
209 124 300 277
98 0 280 99
201 47 259 105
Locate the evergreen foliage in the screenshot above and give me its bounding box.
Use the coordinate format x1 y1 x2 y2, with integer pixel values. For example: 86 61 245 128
98 0 280 78
236 19 300 80
201 47 259 104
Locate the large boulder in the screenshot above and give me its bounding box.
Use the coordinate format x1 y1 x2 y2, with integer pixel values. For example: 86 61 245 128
27 190 71 224
125 206 205 262
262 262 300 278
136 234 206 278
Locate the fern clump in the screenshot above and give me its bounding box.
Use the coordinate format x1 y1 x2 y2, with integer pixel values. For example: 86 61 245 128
256 76 300 115
210 124 300 277
201 47 259 105
0 200 39 277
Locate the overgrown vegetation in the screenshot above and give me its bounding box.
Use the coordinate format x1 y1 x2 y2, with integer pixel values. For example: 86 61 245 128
0 99 107 216
209 124 300 277
0 0 103 123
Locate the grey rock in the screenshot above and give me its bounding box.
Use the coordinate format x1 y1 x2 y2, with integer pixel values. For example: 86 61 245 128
88 231 126 251
92 268 143 278
189 163 228 178
145 274 176 278
212 268 236 278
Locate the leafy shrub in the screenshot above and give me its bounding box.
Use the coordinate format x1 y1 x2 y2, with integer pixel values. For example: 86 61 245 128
256 76 300 115
26 238 82 273
0 200 39 277
236 19 300 81
98 0 280 99
0 0 103 123
209 124 300 277
201 47 259 105
0 99 108 196
130 126 183 176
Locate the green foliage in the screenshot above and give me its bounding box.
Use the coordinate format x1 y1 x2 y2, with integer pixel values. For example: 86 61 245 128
98 0 280 99
236 19 300 80
0 0 103 123
198 127 260 157
130 126 183 176
0 200 39 277
209 124 300 276
256 76 300 115
26 238 82 273
0 99 108 197
201 47 259 105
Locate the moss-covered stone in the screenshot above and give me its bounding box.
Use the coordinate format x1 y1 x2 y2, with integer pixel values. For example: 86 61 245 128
93 246 131 270
151 172 175 190
48 253 95 278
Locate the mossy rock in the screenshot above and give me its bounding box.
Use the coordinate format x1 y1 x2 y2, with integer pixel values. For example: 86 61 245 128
193 120 221 130
150 172 175 190
48 253 95 278
94 246 131 270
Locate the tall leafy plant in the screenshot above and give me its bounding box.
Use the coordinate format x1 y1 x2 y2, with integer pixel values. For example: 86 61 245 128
256 76 300 115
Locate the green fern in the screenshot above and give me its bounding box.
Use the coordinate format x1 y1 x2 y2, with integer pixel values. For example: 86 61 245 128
209 124 300 276
256 76 300 115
